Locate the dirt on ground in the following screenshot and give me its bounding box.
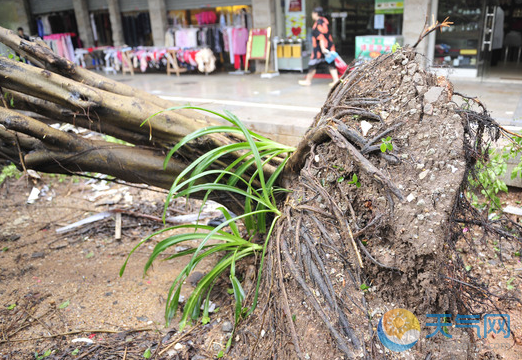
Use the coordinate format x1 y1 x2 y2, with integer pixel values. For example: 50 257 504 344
0 174 241 359
0 151 521 360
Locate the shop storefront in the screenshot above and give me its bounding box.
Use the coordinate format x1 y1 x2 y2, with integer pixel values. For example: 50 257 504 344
278 0 403 70
433 0 522 79
164 2 253 72
354 0 403 61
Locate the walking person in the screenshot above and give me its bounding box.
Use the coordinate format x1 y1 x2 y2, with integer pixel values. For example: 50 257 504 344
299 7 339 86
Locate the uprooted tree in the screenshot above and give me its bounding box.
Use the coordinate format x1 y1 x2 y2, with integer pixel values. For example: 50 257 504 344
1 25 521 359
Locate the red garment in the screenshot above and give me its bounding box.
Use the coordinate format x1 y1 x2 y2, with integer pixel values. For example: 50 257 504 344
234 54 246 70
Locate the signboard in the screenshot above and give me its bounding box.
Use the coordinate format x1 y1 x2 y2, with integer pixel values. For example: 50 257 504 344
285 0 306 38
246 27 272 73
248 28 270 59
375 0 404 14
355 35 403 60
374 14 385 29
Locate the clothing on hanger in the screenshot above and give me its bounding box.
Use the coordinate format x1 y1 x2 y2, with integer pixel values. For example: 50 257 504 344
232 27 248 56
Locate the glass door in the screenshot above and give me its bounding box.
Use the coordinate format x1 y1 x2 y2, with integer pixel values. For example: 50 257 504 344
434 0 483 77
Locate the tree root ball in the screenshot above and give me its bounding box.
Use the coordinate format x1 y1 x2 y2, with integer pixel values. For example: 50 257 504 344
230 48 498 359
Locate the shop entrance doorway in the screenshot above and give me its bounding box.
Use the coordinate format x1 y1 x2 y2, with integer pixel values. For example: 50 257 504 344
480 0 522 80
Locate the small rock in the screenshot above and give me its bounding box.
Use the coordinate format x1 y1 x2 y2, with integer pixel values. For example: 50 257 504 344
31 252 45 259
192 356 207 360
416 199 426 207
424 87 444 103
402 58 409 65
423 103 434 115
360 121 372 136
221 320 233 333
416 163 425 170
187 271 205 287
136 316 148 322
175 246 190 253
407 193 416 202
419 170 429 180
503 205 522 216
417 214 425 221
413 73 424 85
426 148 436 156
212 343 222 351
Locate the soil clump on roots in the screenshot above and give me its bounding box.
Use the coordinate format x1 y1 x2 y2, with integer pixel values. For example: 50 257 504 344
229 48 513 359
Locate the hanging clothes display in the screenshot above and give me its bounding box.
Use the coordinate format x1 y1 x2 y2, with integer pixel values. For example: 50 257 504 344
195 11 217 25
35 11 77 37
165 29 175 47
122 12 152 47
232 27 248 70
43 33 77 61
174 28 199 48
74 45 216 74
90 14 98 43
90 12 112 46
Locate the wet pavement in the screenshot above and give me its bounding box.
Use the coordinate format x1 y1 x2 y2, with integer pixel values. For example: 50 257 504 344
107 69 522 145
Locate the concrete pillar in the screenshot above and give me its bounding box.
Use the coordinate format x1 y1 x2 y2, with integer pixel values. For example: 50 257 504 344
73 0 94 47
275 0 285 38
147 0 168 47
402 0 432 63
108 0 124 46
251 0 278 72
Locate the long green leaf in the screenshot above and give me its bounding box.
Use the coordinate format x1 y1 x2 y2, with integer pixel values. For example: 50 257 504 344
163 126 247 168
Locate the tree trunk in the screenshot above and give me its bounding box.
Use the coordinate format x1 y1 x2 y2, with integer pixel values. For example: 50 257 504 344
0 27 283 214
0 27 515 359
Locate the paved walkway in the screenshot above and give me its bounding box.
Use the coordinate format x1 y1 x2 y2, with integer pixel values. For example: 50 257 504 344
108 70 522 145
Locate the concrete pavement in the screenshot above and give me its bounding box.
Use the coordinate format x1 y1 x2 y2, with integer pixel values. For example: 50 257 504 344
108 69 522 146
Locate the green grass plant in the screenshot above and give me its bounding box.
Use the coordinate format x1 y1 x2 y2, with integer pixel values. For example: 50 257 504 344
121 107 295 336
